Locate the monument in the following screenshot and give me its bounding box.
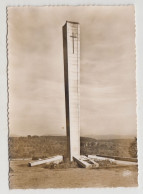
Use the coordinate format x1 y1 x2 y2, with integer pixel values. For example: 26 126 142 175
63 21 80 161
28 21 137 169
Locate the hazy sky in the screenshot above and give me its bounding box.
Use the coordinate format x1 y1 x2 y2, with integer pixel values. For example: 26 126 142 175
8 6 136 137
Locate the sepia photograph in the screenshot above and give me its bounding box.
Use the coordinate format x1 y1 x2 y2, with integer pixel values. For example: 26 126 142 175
7 6 137 188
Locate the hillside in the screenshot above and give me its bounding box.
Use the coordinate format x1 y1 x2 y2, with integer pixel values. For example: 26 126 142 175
9 136 136 159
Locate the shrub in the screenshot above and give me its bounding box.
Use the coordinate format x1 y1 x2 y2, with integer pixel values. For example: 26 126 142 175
129 137 137 158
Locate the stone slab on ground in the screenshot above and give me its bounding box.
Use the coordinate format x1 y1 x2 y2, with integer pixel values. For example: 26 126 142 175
73 155 99 168
88 155 137 166
28 155 63 167
96 154 137 162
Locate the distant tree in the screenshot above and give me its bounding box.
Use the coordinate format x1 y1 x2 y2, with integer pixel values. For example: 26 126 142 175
33 135 38 138
129 137 137 158
91 142 95 147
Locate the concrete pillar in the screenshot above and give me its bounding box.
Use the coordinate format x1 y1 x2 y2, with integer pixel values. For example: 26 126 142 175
63 21 80 161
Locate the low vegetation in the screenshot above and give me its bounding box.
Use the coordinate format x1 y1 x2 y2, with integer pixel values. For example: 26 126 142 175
9 136 137 159
43 161 78 169
129 137 137 158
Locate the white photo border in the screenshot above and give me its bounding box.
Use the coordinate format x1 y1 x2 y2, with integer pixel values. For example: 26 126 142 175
0 0 143 193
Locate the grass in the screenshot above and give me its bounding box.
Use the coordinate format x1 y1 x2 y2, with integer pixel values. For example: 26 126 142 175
9 159 138 188
9 136 138 188
43 161 78 169
9 136 135 159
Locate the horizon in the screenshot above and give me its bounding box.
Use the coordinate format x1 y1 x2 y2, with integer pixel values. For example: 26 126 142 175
9 133 137 139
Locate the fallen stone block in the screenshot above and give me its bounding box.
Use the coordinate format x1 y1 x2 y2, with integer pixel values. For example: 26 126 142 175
88 155 115 162
73 156 92 168
87 158 99 168
96 154 137 162
113 160 137 166
28 155 63 167
88 155 137 166
73 155 99 168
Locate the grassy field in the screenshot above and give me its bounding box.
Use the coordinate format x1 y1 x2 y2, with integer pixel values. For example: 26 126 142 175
9 159 138 188
9 136 137 188
9 136 135 159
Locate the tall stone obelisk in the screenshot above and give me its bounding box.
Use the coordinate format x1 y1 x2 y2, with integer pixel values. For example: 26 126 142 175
63 21 80 161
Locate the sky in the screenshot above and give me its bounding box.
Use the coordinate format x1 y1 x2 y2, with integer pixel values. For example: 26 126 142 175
8 6 136 137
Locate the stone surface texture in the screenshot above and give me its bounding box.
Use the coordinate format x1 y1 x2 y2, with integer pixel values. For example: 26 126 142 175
63 21 80 161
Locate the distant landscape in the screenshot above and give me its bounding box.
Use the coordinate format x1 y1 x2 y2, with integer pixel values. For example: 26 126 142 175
9 136 137 159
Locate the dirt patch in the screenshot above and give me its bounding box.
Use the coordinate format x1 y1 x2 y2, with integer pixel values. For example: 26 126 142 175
9 160 138 189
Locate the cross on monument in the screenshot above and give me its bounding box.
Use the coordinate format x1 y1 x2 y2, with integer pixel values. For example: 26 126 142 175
70 32 77 54
63 21 80 161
